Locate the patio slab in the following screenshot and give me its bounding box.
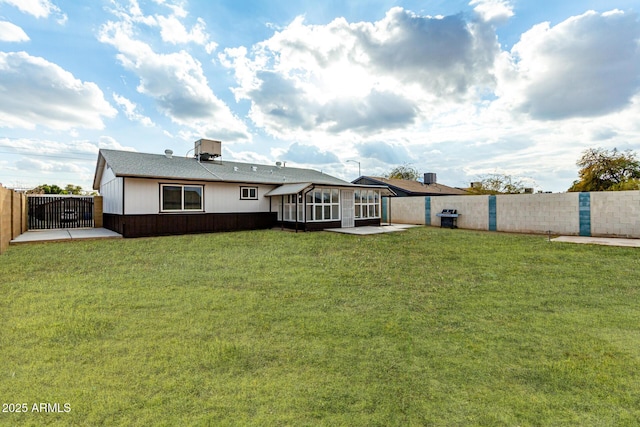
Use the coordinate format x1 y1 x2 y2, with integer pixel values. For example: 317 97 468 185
551 236 640 248
324 224 420 235
10 228 122 244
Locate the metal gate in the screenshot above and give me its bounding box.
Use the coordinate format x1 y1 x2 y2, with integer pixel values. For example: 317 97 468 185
28 195 94 230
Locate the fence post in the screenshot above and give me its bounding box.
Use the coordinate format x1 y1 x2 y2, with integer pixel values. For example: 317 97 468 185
0 186 10 254
21 193 27 233
94 196 103 228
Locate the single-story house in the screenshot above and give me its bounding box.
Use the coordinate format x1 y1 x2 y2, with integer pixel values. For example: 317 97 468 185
93 140 392 238
352 173 468 197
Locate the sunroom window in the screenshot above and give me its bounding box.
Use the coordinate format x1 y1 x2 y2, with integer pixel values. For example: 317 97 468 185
161 184 203 212
305 188 340 221
355 189 380 219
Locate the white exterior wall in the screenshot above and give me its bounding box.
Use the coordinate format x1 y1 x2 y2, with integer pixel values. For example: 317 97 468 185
591 191 640 237
205 182 274 213
496 192 579 235
99 165 123 215
122 178 275 215
124 178 161 214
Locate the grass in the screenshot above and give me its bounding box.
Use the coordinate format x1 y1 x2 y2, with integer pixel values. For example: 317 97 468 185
1 227 640 426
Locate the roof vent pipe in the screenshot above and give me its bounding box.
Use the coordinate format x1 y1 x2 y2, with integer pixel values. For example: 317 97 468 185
164 149 173 159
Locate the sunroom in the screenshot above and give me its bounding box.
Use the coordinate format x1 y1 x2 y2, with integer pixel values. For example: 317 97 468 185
266 183 391 231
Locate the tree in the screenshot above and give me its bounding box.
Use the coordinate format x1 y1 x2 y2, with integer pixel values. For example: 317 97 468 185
467 173 528 195
385 164 420 181
27 184 86 195
568 148 640 192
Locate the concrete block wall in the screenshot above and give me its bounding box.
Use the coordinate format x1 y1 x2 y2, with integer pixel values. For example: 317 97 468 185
388 195 425 224
388 190 640 238
496 192 579 235
429 195 489 230
591 191 640 237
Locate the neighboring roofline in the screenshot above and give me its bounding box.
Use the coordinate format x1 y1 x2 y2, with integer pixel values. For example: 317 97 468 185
355 176 466 195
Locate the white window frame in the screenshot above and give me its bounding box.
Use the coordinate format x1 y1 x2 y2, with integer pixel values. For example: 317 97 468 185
355 189 380 219
160 184 204 212
305 188 340 222
283 194 304 221
240 186 258 200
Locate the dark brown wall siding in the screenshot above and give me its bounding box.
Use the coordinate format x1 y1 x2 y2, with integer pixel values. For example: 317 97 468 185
278 218 380 231
103 212 277 238
355 218 381 227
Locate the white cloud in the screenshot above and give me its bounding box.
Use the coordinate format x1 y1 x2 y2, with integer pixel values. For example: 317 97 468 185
97 136 137 151
0 0 67 23
221 8 500 141
0 52 117 130
497 9 640 120
16 157 88 174
113 93 154 127
156 15 218 53
0 21 29 42
99 4 249 141
470 0 514 24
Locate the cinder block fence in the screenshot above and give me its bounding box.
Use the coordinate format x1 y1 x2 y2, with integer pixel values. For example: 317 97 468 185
388 190 640 238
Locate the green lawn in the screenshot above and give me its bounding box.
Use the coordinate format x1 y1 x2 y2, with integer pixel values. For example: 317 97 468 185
1 227 639 426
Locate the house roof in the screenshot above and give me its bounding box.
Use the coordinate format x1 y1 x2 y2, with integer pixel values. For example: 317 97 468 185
355 176 468 196
93 149 387 192
264 183 313 197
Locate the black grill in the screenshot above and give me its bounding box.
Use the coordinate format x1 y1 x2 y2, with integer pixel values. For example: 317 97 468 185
436 209 459 229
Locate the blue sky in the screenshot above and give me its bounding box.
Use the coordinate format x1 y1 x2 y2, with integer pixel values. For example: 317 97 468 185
1 0 639 192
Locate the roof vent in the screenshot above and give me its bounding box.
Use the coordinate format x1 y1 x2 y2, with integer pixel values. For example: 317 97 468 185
233 166 239 172
251 166 258 172
276 161 282 168
164 149 173 159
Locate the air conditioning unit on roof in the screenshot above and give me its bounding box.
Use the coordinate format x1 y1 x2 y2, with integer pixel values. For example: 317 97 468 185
195 139 221 160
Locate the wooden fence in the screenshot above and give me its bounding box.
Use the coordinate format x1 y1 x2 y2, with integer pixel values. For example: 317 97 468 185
0 185 27 254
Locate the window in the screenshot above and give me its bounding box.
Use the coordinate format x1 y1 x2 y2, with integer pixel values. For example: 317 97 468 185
305 188 340 221
161 184 203 212
241 186 258 200
354 189 380 219
283 194 304 221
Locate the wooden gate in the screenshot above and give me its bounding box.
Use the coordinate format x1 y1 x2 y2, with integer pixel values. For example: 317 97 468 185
27 195 94 230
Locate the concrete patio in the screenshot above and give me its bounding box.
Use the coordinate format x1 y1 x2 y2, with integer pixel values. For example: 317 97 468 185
10 228 122 244
324 224 420 235
551 235 640 248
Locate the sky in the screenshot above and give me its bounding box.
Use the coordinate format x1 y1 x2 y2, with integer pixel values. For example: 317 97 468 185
0 0 639 193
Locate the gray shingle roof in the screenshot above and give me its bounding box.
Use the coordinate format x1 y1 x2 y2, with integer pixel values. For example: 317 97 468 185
94 149 352 189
